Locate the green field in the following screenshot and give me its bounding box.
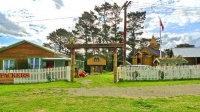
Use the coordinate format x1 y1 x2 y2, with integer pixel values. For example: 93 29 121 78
1 72 200 112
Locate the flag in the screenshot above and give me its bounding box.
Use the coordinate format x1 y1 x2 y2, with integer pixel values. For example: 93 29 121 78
159 18 164 31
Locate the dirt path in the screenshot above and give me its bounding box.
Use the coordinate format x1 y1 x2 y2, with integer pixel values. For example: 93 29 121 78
67 84 200 98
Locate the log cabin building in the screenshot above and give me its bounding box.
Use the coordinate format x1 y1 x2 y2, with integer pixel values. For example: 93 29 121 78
87 55 106 74
132 36 166 66
172 48 200 65
0 40 83 70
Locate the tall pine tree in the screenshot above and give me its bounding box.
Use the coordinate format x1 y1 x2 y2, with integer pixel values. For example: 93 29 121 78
44 28 74 55
127 11 146 56
94 2 112 44
73 11 99 55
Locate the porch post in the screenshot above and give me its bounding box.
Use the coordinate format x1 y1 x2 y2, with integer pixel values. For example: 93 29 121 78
71 48 75 82
113 48 117 83
196 57 197 65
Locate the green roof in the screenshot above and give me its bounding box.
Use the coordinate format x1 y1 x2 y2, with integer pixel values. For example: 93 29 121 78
153 57 188 64
42 58 71 61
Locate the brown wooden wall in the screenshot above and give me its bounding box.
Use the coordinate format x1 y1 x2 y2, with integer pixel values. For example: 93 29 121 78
87 55 106 65
143 56 152 66
0 42 56 69
185 57 196 65
89 65 103 73
132 57 137 65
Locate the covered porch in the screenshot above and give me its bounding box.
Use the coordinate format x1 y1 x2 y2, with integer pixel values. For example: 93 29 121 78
41 58 71 68
41 58 84 69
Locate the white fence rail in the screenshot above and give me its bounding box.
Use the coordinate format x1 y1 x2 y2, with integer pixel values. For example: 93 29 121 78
0 66 71 84
117 65 200 82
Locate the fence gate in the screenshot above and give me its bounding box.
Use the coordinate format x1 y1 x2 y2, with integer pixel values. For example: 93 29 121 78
65 43 124 83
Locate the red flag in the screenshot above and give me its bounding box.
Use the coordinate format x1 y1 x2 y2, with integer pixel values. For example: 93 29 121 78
159 18 164 31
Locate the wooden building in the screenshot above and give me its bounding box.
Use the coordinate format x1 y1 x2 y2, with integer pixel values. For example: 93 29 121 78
87 55 106 73
0 40 83 70
132 36 166 66
172 48 200 65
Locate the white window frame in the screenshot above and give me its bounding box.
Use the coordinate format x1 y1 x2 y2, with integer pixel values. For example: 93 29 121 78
28 58 41 69
3 60 15 70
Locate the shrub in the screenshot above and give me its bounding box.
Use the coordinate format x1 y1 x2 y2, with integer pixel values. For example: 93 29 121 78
18 59 30 69
46 73 51 82
135 71 140 79
159 70 165 80
118 78 124 82
6 66 15 70
46 73 55 82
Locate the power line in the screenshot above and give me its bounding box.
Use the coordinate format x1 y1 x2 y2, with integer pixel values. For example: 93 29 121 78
0 16 77 24
129 6 200 11
2 13 197 26
128 1 200 15
130 1 200 8
0 2 200 26
128 5 200 17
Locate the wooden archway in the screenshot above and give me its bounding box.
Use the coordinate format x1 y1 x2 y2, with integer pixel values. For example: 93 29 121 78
65 43 124 83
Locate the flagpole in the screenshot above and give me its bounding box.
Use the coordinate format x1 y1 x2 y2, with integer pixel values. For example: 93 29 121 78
159 17 164 58
160 21 162 58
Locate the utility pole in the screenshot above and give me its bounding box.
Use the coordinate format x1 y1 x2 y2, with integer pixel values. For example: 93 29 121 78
121 1 131 66
0 27 2 48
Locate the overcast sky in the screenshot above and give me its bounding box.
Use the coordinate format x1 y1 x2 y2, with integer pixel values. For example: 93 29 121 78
0 0 200 50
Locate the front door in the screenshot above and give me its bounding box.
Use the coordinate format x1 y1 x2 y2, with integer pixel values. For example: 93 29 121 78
46 61 54 68
94 66 99 73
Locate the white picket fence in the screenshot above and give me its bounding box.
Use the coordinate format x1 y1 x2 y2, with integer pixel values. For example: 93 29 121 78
0 66 71 84
117 65 200 82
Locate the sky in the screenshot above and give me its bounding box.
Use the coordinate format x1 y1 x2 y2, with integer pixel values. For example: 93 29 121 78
0 0 200 51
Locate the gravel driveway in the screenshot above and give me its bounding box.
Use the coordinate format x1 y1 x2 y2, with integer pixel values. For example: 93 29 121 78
67 84 200 98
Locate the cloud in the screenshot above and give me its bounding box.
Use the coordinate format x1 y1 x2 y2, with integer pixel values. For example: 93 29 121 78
159 31 200 49
52 0 64 9
0 12 28 37
0 0 200 51
137 31 200 50
136 0 200 30
143 13 160 31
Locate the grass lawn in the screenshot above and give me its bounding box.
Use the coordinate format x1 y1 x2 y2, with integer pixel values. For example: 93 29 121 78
0 72 200 112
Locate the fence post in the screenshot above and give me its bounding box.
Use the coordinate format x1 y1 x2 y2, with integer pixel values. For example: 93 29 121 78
71 48 75 82
113 48 117 83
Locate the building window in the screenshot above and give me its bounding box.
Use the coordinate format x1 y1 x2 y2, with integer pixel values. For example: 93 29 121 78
28 58 41 69
137 58 141 65
94 57 99 62
3 60 15 70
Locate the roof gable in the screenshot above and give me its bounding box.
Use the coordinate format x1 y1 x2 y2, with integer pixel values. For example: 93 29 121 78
87 54 106 60
132 47 165 58
87 54 106 65
153 57 188 64
0 40 55 54
150 35 157 45
149 35 159 50
133 51 147 56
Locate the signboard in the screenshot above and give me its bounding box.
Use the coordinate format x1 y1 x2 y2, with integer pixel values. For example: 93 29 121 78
0 73 29 78
0 78 14 84
0 73 29 84
64 43 124 48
